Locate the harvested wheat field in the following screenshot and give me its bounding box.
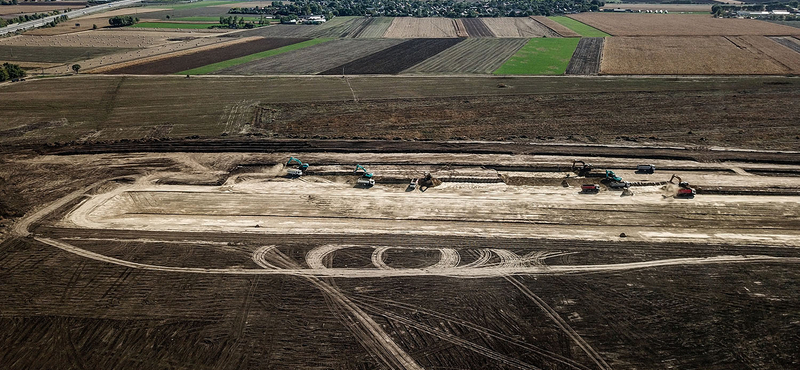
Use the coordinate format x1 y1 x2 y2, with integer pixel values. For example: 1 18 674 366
531 16 580 37
384 17 459 38
601 36 796 75
0 30 208 48
569 13 800 36
481 17 560 38
404 38 527 74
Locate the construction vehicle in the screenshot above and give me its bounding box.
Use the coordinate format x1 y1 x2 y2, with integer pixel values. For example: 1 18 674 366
669 174 696 197
286 157 309 176
604 170 623 183
409 178 418 190
609 181 631 189
637 164 656 173
354 164 374 178
571 160 594 176
356 177 375 187
581 184 600 193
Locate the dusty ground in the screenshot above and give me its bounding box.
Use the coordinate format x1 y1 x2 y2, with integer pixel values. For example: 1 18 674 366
1 150 800 369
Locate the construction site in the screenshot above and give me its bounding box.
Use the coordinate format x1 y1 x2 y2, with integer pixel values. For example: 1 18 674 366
2 143 800 369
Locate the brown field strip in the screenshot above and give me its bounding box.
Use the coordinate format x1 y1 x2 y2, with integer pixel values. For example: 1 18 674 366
350 17 393 38
454 19 469 38
569 13 800 36
461 18 494 37
601 36 793 75
384 17 459 38
481 17 559 38
404 38 527 74
770 36 800 54
531 16 580 37
99 37 309 75
565 37 604 75
319 38 463 75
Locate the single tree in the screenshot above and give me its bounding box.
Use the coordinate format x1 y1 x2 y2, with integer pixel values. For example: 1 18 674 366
71 64 81 74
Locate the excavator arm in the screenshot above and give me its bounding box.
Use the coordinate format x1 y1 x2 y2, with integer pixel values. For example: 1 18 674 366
354 164 373 178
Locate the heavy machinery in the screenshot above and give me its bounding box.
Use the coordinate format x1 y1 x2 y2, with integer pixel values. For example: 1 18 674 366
669 174 696 197
354 164 374 178
409 178 418 190
571 160 594 177
354 164 375 187
637 164 656 173
581 184 600 193
286 157 309 176
604 170 623 183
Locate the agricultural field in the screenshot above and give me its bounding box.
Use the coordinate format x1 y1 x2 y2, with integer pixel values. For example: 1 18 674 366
182 38 333 75
769 20 800 29
565 37 604 75
530 16 580 37
0 45 134 64
346 16 394 38
599 3 713 12
404 38 527 74
383 17 459 38
548 16 610 37
771 36 800 53
460 18 494 37
568 13 800 36
214 38 404 75
102 37 309 74
319 38 463 75
481 17 559 38
601 36 800 75
130 22 218 29
494 38 580 75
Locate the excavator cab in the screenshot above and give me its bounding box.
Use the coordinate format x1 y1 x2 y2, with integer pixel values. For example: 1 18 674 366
669 174 696 197
605 170 622 182
287 157 309 170
571 160 593 176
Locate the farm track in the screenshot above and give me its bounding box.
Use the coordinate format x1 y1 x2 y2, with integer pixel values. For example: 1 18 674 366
461 18 495 37
214 39 404 75
319 38 463 75
103 37 309 74
404 38 527 74
566 37 604 75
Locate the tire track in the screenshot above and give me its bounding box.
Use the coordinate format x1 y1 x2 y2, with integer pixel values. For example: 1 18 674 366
252 245 279 269
505 276 611 370
371 246 393 270
460 249 492 268
351 294 592 370
431 248 460 269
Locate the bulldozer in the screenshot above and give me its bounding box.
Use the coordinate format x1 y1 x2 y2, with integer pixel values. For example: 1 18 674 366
286 157 309 177
669 174 696 197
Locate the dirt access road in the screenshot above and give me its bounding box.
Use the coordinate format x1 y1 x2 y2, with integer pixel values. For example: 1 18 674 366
2 150 800 369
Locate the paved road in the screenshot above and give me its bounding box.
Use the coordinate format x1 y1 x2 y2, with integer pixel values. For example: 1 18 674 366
0 0 144 36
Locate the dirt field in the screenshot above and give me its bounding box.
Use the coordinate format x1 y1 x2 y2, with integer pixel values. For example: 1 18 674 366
215 38 404 75
461 18 494 37
569 13 800 36
102 37 309 74
1 149 800 369
319 38 463 75
383 17 459 38
2 75 800 150
565 37 603 75
0 45 135 63
404 38 527 74
530 16 580 37
481 17 560 38
771 36 800 53
601 36 800 75
0 30 199 48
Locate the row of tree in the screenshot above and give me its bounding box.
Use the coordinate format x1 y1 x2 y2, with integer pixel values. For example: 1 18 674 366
108 15 138 27
0 10 62 27
712 1 800 18
229 0 604 18
0 63 26 82
216 15 271 29
0 0 20 5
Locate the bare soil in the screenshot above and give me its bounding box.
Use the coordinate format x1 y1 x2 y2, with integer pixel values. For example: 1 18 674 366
569 13 800 36
565 37 603 75
318 38 464 75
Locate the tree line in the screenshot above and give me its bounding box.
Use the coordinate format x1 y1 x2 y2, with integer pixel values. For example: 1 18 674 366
229 0 605 18
0 10 65 27
0 63 26 82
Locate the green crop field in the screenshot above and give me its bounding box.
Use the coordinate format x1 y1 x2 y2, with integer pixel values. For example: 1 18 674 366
178 38 334 75
549 16 610 37
493 38 580 75
131 22 215 29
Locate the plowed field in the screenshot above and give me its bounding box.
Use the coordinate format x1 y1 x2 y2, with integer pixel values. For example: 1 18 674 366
569 13 800 36
319 38 463 75
565 37 604 75
404 38 526 74
215 39 405 75
770 36 800 53
481 17 560 38
383 17 459 38
348 17 393 38
461 18 494 37
103 37 309 75
601 36 798 75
